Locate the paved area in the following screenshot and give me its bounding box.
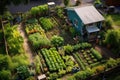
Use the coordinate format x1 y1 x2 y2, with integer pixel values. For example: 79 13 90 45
7 0 94 13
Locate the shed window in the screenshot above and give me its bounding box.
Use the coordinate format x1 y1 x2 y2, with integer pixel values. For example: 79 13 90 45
73 19 78 28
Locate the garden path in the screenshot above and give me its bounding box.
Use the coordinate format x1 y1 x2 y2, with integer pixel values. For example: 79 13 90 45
18 23 35 63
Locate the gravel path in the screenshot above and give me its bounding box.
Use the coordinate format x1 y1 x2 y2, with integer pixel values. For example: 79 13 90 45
18 23 35 63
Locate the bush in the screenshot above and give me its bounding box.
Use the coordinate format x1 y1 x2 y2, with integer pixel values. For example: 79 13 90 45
0 70 11 80
105 16 113 29
16 66 30 80
104 30 120 53
30 4 48 16
51 35 64 47
91 48 102 60
64 44 73 54
30 7 39 16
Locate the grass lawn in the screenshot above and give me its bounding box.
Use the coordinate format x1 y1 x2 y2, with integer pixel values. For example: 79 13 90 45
109 14 120 28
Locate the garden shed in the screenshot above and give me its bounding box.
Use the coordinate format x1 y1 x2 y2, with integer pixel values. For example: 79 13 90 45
66 5 104 40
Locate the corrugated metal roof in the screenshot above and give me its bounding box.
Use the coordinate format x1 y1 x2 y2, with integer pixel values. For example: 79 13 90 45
74 5 104 25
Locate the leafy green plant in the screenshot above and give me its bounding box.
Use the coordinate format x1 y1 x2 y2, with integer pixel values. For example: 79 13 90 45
55 6 64 18
73 43 92 51
64 44 73 54
73 53 85 70
49 73 58 80
90 48 102 60
30 4 48 16
34 55 41 74
39 17 54 31
16 65 30 80
41 48 66 71
51 35 64 47
58 69 66 77
4 24 24 55
106 58 118 68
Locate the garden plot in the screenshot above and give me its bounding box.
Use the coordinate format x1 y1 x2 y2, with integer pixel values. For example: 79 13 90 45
25 20 51 49
39 17 58 31
38 47 79 78
74 48 103 69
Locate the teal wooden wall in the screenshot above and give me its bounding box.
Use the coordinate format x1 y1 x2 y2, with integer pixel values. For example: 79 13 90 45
67 10 84 35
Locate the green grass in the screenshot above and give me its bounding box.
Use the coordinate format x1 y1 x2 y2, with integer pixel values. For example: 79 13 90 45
109 14 120 27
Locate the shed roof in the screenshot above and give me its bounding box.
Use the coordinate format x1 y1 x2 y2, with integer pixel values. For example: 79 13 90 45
67 5 104 25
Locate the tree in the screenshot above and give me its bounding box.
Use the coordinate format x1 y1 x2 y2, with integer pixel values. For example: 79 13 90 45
51 35 64 47
0 0 29 15
63 0 70 6
0 70 11 80
75 0 81 6
16 65 30 80
104 30 120 53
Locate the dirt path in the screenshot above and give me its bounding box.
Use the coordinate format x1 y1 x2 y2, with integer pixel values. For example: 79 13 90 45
18 23 35 63
94 45 116 59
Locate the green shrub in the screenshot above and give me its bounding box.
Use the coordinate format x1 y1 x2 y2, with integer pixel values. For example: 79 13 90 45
0 70 11 80
4 24 24 55
16 65 30 80
30 7 39 16
64 44 73 54
104 30 120 53
51 35 64 47
73 43 92 51
105 16 113 29
30 4 48 16
91 48 102 60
